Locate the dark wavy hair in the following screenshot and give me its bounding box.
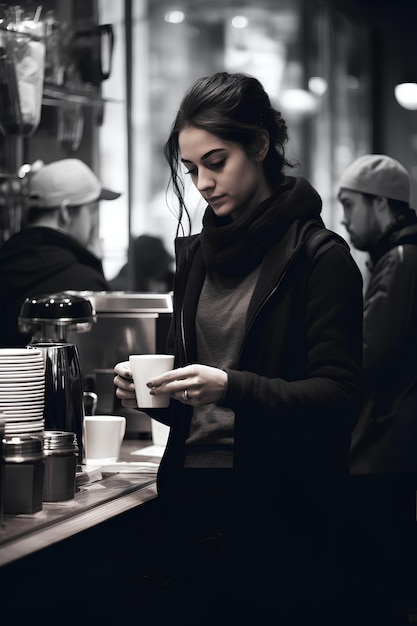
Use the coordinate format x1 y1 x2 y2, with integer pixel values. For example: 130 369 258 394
164 72 293 234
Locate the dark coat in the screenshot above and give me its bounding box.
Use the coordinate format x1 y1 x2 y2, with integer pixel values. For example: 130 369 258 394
158 215 363 493
152 178 363 609
0 226 109 347
350 217 417 474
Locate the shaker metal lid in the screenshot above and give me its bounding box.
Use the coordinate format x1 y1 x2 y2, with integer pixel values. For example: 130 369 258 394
18 292 96 324
2 435 44 461
43 430 79 451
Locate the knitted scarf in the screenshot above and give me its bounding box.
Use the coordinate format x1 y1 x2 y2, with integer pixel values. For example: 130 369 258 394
199 176 323 276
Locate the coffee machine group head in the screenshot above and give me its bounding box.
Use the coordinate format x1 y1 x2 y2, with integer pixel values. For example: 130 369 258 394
19 292 96 462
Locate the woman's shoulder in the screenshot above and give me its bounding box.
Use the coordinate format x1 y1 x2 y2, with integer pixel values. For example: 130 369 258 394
174 233 201 259
301 221 362 287
300 218 352 265
303 224 349 261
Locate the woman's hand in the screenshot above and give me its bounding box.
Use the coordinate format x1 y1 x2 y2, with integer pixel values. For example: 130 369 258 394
148 364 228 406
113 361 138 408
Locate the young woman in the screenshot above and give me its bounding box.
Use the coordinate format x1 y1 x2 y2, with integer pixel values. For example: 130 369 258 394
114 72 363 625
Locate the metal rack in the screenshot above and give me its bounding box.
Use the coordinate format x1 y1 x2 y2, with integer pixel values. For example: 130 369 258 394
0 3 117 241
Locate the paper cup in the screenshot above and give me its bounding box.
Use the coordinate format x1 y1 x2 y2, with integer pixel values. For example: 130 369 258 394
129 354 174 408
84 415 126 465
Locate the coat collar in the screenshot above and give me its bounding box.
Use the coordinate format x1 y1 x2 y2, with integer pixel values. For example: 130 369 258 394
369 213 417 266
174 217 323 362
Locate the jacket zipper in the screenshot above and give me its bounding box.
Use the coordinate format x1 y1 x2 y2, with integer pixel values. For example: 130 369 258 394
180 305 187 363
235 248 303 366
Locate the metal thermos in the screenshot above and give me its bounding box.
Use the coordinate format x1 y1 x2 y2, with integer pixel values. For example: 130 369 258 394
18 292 96 464
32 342 85 462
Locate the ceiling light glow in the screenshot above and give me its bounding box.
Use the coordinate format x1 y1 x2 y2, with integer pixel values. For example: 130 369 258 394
308 76 328 96
231 15 249 29
164 10 185 25
394 82 417 110
280 88 318 114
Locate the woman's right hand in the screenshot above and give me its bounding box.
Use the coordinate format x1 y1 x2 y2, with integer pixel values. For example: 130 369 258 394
113 361 138 408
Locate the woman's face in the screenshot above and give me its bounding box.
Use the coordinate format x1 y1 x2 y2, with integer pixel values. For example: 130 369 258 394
178 126 272 218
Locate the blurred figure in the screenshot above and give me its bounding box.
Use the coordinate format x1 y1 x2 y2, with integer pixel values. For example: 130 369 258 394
338 154 417 474
338 153 417 624
109 234 174 292
0 158 120 347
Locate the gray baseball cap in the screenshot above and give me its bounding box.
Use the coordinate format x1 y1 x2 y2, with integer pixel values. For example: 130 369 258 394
29 158 121 207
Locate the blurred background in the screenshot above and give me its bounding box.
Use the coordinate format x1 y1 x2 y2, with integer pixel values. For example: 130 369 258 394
1 0 416 281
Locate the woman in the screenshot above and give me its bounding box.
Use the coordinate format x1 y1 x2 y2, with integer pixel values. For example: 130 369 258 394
114 72 363 625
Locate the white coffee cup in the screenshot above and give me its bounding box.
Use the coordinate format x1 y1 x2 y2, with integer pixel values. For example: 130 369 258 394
129 354 175 408
84 415 126 465
151 419 170 447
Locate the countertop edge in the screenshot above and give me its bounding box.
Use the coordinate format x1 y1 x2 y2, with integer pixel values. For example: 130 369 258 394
0 480 158 567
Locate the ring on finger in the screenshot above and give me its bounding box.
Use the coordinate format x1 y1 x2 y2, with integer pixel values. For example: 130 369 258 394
183 389 188 400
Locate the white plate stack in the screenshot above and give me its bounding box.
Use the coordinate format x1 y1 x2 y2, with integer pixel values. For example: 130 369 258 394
0 348 45 438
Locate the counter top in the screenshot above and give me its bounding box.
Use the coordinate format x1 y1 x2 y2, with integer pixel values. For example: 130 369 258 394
0 437 162 567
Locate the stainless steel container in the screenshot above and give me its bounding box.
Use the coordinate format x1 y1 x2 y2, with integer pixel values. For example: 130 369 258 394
3 435 45 514
66 291 173 375
43 431 78 502
32 342 85 462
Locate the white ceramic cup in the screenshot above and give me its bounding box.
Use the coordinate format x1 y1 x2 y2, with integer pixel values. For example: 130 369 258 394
84 415 126 465
151 419 170 447
129 354 174 408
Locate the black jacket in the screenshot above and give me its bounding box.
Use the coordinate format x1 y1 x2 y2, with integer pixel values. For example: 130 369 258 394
350 215 417 473
0 226 109 347
146 177 363 607
155 178 363 531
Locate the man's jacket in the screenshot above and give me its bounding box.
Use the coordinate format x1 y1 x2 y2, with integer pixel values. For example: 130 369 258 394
0 226 109 347
350 215 417 474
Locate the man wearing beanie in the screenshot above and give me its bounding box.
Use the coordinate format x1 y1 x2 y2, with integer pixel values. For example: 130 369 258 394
337 154 417 624
0 158 120 347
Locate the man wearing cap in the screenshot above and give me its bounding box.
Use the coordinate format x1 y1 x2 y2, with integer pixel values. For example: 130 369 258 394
0 158 120 347
337 153 417 624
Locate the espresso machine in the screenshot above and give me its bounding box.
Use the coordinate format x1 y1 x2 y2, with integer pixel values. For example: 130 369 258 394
18 292 96 462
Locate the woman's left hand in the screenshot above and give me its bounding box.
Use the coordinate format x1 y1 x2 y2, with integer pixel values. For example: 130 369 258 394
148 364 228 406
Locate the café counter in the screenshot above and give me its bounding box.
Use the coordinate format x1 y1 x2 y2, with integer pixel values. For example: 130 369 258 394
0 439 168 623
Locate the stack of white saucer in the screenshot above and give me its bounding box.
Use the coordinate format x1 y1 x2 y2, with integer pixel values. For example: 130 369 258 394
0 348 45 438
